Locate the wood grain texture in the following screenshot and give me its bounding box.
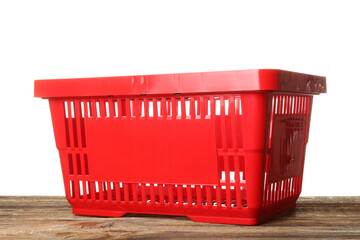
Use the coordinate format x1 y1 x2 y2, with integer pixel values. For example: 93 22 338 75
0 196 359 239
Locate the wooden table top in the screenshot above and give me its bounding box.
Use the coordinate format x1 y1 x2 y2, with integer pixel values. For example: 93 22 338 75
1 196 359 239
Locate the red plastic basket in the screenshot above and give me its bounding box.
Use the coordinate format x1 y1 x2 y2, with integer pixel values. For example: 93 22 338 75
34 69 326 225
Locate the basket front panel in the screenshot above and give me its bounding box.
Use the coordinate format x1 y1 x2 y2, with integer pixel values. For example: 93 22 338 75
50 94 249 209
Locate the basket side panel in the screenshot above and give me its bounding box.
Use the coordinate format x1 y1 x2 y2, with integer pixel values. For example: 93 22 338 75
49 100 72 199
263 94 313 206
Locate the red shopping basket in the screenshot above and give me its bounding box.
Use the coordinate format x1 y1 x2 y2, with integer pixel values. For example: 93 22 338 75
34 69 326 225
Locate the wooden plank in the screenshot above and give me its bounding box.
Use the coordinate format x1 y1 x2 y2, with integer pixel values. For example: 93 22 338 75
0 196 359 239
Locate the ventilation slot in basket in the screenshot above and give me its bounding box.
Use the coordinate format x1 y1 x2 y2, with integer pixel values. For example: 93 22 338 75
82 96 217 120
63 101 86 148
74 181 247 208
264 176 302 205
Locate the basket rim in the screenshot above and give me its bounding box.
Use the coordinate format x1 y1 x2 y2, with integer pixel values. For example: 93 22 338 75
34 69 326 98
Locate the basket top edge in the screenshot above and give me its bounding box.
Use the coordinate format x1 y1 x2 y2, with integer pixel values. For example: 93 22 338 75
34 69 327 98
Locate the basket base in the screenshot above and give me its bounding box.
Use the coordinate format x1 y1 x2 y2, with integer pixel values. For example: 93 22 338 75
188 203 296 225
72 202 296 225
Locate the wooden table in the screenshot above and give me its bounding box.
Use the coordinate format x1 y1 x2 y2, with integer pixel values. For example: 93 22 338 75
1 196 359 239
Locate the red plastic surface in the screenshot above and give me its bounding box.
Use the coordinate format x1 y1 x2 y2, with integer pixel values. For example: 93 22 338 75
86 116 218 185
34 69 326 98
35 70 326 225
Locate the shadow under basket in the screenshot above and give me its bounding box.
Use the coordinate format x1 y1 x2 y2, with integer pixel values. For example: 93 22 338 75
34 69 326 225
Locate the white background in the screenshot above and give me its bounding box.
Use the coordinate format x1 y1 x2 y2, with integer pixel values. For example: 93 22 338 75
0 0 359 196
